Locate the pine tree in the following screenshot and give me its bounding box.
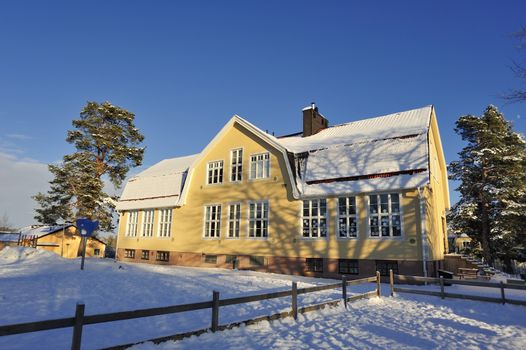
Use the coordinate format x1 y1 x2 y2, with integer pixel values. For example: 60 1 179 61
448 105 526 266
33 101 145 231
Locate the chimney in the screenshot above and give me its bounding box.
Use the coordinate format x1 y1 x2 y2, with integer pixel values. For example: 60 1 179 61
302 102 328 137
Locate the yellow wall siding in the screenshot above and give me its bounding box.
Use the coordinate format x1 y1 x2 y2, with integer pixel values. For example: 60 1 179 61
117 122 435 262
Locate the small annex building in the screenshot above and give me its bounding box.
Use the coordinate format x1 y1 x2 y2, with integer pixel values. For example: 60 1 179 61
116 104 450 278
19 225 106 259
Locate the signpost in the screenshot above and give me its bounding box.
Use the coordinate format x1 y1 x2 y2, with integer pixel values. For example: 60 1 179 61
76 218 99 270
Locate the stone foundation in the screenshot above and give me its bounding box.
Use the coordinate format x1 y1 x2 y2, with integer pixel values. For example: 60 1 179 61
117 248 441 278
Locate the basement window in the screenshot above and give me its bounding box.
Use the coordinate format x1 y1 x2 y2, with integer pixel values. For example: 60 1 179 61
204 255 218 264
156 251 170 262
124 249 135 259
306 258 323 273
338 259 359 275
249 255 265 267
376 260 398 276
141 250 150 260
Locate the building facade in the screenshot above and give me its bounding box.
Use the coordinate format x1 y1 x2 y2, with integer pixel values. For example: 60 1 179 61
116 105 450 278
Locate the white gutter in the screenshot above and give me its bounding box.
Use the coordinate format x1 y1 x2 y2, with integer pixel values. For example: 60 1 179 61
418 187 428 278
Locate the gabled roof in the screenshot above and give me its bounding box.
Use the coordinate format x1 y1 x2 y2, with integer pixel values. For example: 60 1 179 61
116 154 198 211
276 105 433 197
116 105 434 208
20 225 74 238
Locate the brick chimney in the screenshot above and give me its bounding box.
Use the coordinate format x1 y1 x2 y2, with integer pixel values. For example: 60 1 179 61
302 102 328 137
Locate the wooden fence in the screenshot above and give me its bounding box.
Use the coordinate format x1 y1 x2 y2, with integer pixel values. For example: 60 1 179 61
0 273 381 350
389 271 526 306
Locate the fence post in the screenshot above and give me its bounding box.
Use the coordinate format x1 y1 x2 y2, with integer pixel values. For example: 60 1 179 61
389 269 394 297
211 290 220 332
291 282 298 320
500 281 506 304
342 275 347 308
71 302 85 350
376 271 381 297
439 276 445 299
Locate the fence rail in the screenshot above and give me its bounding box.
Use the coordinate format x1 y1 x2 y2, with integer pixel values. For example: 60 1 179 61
391 273 526 306
0 273 381 350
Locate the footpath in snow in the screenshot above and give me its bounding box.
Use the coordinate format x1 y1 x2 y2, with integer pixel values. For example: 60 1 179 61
1 246 526 349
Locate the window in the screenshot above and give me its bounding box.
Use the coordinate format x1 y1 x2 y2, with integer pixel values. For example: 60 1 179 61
226 255 237 264
249 153 270 179
156 251 170 262
207 160 224 184
142 209 154 237
126 211 138 237
94 249 100 256
338 259 359 275
369 193 401 237
230 149 243 182
249 255 265 267
306 258 323 272
124 249 135 258
302 199 327 238
204 255 217 264
248 201 269 238
376 260 399 276
158 208 173 237
141 250 150 260
338 197 358 238
204 205 221 238
228 203 241 238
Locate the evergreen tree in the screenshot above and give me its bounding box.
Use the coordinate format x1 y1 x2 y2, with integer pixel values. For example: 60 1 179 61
33 101 144 231
448 105 526 266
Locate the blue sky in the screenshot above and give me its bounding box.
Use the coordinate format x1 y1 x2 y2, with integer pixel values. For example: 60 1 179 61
0 0 525 228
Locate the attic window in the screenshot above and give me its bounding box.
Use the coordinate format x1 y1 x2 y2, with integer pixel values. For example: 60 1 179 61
207 161 224 184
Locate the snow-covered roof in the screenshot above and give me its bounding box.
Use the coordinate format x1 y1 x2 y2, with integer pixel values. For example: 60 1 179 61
116 154 199 211
277 105 433 197
19 225 72 238
0 233 20 242
278 105 431 153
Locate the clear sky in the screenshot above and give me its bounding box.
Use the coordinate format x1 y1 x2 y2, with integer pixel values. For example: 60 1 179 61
0 0 525 229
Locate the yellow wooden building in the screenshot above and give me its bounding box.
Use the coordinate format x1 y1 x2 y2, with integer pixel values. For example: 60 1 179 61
116 105 450 278
19 225 106 259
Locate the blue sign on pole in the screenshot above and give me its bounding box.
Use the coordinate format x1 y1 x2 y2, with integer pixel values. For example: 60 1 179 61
76 218 99 237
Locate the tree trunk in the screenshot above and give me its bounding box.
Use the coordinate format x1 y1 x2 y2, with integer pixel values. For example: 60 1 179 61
479 202 492 264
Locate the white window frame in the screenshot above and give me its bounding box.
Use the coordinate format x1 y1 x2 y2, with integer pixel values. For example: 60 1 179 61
230 148 243 182
206 160 224 185
337 197 358 239
141 209 155 237
248 201 269 239
126 211 138 237
157 208 173 238
227 203 241 238
203 204 222 239
367 193 403 238
301 199 328 239
249 152 270 180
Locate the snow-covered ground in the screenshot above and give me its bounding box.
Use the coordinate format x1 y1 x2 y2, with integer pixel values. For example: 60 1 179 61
1 247 525 349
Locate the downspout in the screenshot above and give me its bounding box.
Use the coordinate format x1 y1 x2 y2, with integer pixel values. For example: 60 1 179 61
418 187 428 278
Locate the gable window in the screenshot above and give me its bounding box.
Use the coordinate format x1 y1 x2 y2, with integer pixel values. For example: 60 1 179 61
230 149 243 182
141 250 150 260
156 251 170 262
248 201 269 238
249 153 270 179
228 203 241 238
158 208 172 237
126 211 138 237
369 193 401 237
204 205 221 238
207 160 224 184
338 259 359 275
302 199 327 238
306 258 323 272
124 249 135 258
376 260 399 276
94 249 100 256
142 209 154 237
338 197 358 238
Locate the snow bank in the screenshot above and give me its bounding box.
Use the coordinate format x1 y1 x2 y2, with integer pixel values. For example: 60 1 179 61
0 246 61 263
